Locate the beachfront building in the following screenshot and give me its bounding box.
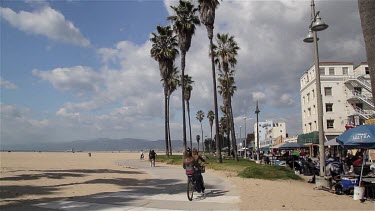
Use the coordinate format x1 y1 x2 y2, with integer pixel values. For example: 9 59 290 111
254 120 287 152
300 62 374 143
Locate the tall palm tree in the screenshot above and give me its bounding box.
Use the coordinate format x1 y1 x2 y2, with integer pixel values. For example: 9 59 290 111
182 74 194 149
162 66 180 155
198 0 222 163
150 25 179 156
207 110 214 153
218 71 237 156
196 110 205 152
168 0 200 155
358 0 375 102
213 33 240 161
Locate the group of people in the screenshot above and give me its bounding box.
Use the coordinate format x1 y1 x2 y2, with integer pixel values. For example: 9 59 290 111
139 150 157 167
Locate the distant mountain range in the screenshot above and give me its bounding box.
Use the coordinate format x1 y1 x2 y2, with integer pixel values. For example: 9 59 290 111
1 138 202 152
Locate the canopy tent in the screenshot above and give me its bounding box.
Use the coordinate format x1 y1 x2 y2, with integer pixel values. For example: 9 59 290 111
336 124 375 186
336 125 375 149
270 142 285 149
278 142 308 150
324 138 340 146
237 147 249 152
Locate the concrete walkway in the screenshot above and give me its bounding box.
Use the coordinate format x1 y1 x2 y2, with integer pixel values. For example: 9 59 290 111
6 159 240 211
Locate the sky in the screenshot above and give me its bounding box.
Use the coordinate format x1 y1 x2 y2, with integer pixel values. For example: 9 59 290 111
0 0 367 146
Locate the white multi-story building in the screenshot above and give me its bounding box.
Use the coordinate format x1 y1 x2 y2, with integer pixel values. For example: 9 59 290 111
300 62 373 141
254 120 287 150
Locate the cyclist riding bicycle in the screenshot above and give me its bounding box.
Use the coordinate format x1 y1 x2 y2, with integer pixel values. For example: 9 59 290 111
183 148 206 193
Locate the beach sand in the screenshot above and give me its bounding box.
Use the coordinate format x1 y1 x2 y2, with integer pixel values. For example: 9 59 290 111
0 151 149 208
1 152 374 210
209 169 375 210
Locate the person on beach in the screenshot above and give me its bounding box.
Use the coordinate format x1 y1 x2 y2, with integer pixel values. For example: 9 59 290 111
149 150 157 167
140 150 144 160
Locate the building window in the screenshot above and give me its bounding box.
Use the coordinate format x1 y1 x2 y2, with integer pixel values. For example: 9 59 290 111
320 68 325 75
314 121 317 130
354 87 362 95
326 103 333 112
329 67 335 75
309 123 312 131
356 103 363 110
307 93 310 102
365 67 369 74
313 105 316 114
306 75 309 82
312 89 315 98
343 67 348 75
327 120 334 129
324 87 332 96
308 108 311 116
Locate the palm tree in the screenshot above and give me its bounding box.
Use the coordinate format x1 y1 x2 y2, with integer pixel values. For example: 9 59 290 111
207 110 214 153
162 66 180 155
196 110 205 152
150 25 179 156
198 0 222 163
358 0 375 101
168 0 200 155
213 33 240 161
182 74 194 149
218 71 237 156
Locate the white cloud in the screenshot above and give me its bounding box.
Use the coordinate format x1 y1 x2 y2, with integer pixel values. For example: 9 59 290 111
0 6 90 47
32 66 102 96
0 78 17 89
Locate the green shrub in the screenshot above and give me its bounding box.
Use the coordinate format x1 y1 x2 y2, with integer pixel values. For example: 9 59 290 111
157 154 302 181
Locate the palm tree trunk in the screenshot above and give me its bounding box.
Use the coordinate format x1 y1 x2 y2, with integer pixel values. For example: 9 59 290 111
187 101 193 149
210 37 222 163
358 0 375 102
229 98 239 161
200 122 204 152
181 51 187 155
210 125 213 153
227 130 231 156
167 96 172 155
164 90 169 156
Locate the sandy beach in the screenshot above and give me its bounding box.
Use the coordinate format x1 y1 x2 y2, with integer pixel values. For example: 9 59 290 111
0 152 149 208
1 152 374 210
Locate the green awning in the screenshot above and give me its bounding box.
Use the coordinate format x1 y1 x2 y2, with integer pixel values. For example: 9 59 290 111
297 131 319 144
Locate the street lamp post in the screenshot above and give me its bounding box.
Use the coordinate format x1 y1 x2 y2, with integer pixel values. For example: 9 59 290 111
303 0 328 177
255 101 260 162
239 125 242 145
244 117 247 158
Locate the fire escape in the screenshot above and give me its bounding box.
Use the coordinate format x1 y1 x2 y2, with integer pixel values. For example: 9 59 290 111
344 75 374 120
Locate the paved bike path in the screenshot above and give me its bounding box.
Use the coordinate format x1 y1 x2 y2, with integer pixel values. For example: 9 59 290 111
8 159 240 211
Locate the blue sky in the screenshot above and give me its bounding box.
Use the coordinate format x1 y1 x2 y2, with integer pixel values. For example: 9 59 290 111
0 0 367 146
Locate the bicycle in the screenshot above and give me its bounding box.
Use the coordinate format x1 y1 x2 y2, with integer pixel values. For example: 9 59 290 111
186 173 196 201
186 164 206 201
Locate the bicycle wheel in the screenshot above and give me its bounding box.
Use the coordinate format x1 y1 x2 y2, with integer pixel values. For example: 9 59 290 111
187 177 194 201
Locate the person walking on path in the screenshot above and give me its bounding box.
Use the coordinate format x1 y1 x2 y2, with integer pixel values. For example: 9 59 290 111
149 150 157 167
